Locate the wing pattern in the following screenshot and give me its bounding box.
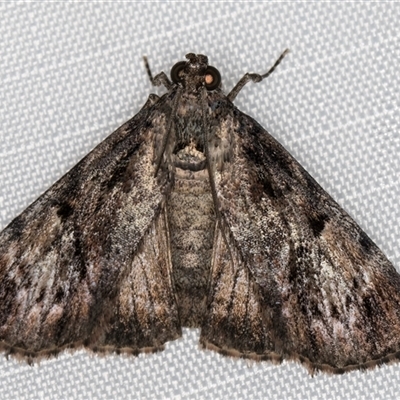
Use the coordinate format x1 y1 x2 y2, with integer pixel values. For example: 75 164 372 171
204 101 400 373
0 94 181 359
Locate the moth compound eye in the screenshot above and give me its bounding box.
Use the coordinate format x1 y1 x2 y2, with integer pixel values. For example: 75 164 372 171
204 66 221 90
170 61 186 84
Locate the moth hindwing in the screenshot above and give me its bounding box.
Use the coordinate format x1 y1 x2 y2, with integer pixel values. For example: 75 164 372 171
1 51 400 375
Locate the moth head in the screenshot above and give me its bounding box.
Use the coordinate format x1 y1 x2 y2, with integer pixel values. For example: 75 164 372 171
170 53 221 91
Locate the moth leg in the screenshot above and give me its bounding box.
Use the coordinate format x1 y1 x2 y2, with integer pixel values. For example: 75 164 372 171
141 56 184 177
227 49 289 102
200 87 234 268
154 86 182 176
143 56 174 90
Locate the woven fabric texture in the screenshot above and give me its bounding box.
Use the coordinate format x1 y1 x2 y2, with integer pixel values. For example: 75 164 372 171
0 3 399 399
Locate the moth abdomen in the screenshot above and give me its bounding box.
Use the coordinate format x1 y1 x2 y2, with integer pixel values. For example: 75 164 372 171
168 167 215 327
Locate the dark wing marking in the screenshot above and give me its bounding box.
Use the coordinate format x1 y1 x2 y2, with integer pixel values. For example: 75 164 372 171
0 94 181 360
204 100 400 374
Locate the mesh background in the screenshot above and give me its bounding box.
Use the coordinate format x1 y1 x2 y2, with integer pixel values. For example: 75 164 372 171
0 3 399 399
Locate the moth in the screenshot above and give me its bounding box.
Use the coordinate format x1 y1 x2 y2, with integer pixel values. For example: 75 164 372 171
1 50 400 376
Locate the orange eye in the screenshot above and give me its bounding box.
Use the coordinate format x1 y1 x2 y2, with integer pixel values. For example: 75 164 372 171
204 66 221 90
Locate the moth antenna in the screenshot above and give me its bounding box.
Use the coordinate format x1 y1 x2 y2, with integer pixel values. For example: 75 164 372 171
143 56 154 83
260 48 290 80
227 49 289 102
143 56 174 90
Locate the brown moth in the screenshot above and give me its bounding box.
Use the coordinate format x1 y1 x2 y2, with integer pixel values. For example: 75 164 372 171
1 51 400 375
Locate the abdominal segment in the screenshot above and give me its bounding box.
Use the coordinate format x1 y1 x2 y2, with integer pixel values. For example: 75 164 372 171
167 165 215 327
